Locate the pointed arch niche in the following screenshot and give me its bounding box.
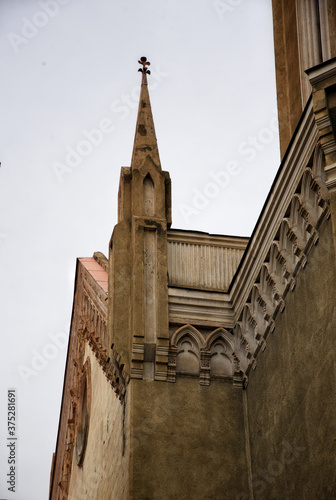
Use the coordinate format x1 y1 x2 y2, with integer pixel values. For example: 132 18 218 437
143 173 155 216
205 329 234 379
168 326 238 385
168 325 203 381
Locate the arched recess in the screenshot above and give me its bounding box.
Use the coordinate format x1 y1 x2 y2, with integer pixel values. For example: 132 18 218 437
289 195 310 251
250 285 268 339
205 328 234 378
301 169 323 229
238 304 258 353
143 173 155 216
268 242 287 298
279 219 299 277
259 265 277 319
233 324 250 374
171 325 204 375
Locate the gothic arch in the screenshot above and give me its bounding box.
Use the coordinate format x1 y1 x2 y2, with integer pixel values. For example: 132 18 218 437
205 328 234 378
171 324 204 349
204 327 233 351
171 325 203 376
143 173 155 216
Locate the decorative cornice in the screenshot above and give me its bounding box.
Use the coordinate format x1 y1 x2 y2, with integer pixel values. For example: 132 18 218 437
325 162 336 191
230 142 330 383
305 56 336 87
306 57 336 191
167 229 249 249
229 102 319 317
53 263 129 498
168 286 235 328
78 263 129 398
80 321 129 400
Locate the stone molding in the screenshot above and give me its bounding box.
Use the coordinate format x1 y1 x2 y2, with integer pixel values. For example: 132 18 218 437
78 261 130 394
168 287 234 327
80 322 129 400
230 102 319 316
167 229 249 248
305 56 336 87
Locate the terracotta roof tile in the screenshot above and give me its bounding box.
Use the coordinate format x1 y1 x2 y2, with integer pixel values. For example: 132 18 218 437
79 257 108 294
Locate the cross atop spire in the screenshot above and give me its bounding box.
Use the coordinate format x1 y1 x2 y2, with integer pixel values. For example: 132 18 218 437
138 56 151 85
131 56 160 169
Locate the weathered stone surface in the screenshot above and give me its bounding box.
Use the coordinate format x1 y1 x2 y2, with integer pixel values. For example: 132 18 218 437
131 378 249 500
247 218 336 499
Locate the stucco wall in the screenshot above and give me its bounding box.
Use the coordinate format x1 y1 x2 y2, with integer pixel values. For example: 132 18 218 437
68 345 130 500
130 377 249 500
246 217 336 499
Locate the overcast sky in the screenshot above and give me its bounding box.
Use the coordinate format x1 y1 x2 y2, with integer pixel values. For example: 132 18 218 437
0 1 279 498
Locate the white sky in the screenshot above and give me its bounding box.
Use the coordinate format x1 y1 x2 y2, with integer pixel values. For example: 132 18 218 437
0 0 280 498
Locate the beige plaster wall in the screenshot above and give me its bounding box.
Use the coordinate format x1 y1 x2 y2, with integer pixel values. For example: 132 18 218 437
247 217 336 499
68 345 130 500
130 377 249 500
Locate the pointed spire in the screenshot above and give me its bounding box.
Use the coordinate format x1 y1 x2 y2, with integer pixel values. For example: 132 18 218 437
131 57 161 170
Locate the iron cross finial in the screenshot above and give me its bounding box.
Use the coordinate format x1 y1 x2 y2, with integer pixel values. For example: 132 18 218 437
138 56 151 85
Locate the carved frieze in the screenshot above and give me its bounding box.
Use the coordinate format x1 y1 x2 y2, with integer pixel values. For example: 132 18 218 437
234 144 330 383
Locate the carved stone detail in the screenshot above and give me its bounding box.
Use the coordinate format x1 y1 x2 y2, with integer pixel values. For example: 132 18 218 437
234 147 330 384
168 325 238 386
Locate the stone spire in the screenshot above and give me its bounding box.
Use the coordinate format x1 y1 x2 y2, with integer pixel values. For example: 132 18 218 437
131 57 161 170
108 56 171 382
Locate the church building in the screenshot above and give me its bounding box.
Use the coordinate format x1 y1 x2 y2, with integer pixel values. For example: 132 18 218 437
50 1 336 498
